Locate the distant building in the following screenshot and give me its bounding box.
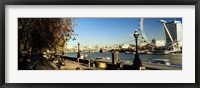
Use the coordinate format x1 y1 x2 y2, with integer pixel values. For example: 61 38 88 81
164 20 182 49
122 44 130 49
139 38 148 47
155 40 165 47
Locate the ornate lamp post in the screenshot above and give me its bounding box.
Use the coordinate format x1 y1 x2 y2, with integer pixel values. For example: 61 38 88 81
77 42 81 58
133 30 142 69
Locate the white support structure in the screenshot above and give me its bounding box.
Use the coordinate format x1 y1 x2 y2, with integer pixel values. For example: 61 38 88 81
160 20 182 52
160 20 174 43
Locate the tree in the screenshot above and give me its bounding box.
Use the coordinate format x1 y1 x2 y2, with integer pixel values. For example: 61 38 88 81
18 18 77 53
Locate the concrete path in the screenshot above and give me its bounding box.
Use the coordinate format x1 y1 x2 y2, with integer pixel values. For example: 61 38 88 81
34 57 95 70
60 59 96 70
35 58 59 70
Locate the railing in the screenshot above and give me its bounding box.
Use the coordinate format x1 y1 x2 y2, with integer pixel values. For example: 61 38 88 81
27 55 42 70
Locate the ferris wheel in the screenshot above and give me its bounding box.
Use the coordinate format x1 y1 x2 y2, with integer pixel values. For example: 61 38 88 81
138 18 159 48
139 18 151 46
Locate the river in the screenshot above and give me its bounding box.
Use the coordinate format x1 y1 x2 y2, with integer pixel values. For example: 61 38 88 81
64 52 182 65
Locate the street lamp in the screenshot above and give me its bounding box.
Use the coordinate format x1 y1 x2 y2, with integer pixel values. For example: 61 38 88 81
77 42 81 58
133 30 142 69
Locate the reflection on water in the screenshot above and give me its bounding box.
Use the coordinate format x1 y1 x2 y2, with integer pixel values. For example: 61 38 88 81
65 52 182 65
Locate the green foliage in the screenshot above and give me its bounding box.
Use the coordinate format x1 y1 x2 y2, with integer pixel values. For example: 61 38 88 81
18 18 77 52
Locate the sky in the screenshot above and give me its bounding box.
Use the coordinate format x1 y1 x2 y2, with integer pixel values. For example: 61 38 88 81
67 18 182 47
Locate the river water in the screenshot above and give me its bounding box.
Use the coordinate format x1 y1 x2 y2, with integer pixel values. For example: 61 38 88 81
65 52 182 65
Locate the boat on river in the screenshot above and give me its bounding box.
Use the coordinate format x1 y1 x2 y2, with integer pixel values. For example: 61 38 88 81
150 59 171 65
146 50 171 55
125 51 135 54
96 57 110 60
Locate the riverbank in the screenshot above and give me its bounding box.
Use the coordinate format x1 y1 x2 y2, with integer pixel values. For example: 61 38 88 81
32 55 181 70
64 52 182 65
61 56 182 70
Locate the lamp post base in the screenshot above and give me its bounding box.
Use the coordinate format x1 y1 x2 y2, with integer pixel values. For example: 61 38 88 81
133 57 142 68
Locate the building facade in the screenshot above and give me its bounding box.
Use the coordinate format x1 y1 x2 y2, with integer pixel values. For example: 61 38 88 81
164 20 182 50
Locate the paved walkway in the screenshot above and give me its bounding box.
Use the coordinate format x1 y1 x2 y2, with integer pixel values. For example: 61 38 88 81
60 59 96 70
35 58 59 70
34 57 96 70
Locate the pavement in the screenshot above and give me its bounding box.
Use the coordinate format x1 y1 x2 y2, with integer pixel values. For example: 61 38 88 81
33 57 181 70
34 57 95 70
35 58 59 70
60 59 96 70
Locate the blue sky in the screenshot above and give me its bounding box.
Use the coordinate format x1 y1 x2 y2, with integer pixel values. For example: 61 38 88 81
67 18 182 47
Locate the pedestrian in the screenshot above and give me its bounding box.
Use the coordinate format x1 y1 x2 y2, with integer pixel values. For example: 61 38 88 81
117 60 124 70
62 51 65 58
76 57 80 63
42 52 48 59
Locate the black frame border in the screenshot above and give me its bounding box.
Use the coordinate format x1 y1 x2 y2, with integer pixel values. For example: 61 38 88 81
0 0 200 88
